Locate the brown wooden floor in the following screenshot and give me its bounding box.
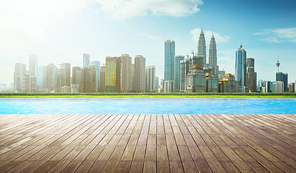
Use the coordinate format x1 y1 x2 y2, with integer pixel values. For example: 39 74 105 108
0 114 296 173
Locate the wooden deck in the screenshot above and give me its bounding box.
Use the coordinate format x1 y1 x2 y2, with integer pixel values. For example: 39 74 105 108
0 114 296 173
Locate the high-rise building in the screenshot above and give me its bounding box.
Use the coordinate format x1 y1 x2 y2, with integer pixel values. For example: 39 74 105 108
53 68 61 93
246 58 255 68
246 65 256 92
173 55 185 92
276 72 288 92
180 59 189 92
121 54 132 92
83 53 90 68
134 55 146 92
91 61 100 91
198 29 206 66
22 75 37 93
146 65 155 92
164 80 173 93
255 72 257 91
186 64 206 92
37 66 47 91
29 54 38 77
164 40 175 81
99 66 105 92
258 79 266 92
209 34 217 76
265 81 273 93
60 63 71 87
218 70 226 79
82 64 98 93
155 76 159 91
14 63 26 92
105 57 122 92
45 63 56 92
206 73 218 92
289 82 295 92
72 66 83 92
273 81 284 93
72 67 82 84
188 55 203 68
131 63 135 92
235 44 247 88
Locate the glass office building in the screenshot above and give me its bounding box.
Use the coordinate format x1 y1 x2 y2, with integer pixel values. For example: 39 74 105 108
164 40 175 81
235 45 247 87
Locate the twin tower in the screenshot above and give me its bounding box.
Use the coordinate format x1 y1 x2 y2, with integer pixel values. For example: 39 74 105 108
164 29 218 81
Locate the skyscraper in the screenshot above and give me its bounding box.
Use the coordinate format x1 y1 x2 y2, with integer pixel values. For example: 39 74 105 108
209 34 217 76
146 65 155 92
14 63 26 92
121 54 132 92
246 58 256 92
60 63 71 87
155 76 159 91
82 64 98 93
235 44 247 88
22 75 37 93
29 54 38 77
46 63 56 92
246 58 255 68
134 55 146 92
246 65 256 92
37 65 47 91
273 81 284 93
180 60 188 92
173 55 185 92
276 72 288 92
53 68 61 93
91 61 100 91
72 66 82 92
198 29 206 66
72 67 82 84
105 57 122 92
99 66 105 92
83 53 90 68
164 40 175 81
131 63 135 92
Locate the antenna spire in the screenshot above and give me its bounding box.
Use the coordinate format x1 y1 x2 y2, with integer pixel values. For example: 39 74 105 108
276 55 280 72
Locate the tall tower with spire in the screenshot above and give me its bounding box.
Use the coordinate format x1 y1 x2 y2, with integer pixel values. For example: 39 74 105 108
198 29 206 67
276 55 280 72
209 34 217 76
235 44 247 87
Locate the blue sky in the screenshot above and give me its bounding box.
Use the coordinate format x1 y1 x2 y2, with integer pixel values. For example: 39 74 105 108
1 0 296 85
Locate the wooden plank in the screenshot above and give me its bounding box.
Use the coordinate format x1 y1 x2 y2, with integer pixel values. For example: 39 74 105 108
101 145 125 173
143 161 156 173
116 161 132 173
1 114 296 173
130 160 144 173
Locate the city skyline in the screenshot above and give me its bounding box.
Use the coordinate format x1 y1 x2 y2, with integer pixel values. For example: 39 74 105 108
1 0 296 85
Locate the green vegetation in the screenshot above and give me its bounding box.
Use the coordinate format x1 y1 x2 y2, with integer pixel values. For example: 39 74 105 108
1 92 296 98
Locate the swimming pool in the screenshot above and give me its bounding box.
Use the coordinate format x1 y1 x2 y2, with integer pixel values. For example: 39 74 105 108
1 98 295 114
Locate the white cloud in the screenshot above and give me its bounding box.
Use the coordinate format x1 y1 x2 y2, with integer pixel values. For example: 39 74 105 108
141 33 162 40
94 0 203 20
191 28 230 43
254 28 296 43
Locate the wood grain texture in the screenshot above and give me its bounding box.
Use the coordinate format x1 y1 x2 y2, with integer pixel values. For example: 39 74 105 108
0 114 295 172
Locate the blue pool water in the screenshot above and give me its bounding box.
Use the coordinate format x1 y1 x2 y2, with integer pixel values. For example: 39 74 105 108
0 98 295 114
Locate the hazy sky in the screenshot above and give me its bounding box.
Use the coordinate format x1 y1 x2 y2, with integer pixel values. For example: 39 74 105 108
1 0 296 85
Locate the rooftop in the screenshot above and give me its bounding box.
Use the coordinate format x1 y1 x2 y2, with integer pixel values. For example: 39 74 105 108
223 73 234 78
191 64 202 68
